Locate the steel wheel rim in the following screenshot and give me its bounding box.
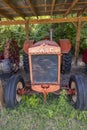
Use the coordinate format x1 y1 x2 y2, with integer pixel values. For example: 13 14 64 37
71 81 77 103
16 82 23 102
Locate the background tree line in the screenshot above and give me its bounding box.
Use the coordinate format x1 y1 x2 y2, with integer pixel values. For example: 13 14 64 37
0 23 87 54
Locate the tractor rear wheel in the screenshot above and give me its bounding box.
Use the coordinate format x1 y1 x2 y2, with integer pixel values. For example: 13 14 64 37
69 75 87 110
61 51 72 74
23 52 29 73
4 75 25 108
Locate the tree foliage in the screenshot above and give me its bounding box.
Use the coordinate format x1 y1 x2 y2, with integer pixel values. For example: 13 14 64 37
0 25 26 51
0 22 87 54
80 24 87 53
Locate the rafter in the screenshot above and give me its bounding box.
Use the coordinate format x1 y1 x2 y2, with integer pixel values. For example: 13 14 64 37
64 0 79 16
0 10 13 19
0 2 87 10
77 6 87 16
8 8 84 15
3 0 25 19
64 0 68 3
28 0 38 18
51 0 56 16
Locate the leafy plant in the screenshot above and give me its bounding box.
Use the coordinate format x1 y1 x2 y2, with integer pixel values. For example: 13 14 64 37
1 92 87 130
0 22 87 54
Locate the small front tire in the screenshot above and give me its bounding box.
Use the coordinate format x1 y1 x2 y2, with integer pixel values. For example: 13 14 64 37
5 75 25 108
69 75 87 110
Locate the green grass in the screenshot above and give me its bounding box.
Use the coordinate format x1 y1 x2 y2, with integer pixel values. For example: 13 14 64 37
0 90 87 130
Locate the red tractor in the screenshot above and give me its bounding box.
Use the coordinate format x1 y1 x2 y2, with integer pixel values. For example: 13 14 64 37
23 39 72 74
1 37 87 111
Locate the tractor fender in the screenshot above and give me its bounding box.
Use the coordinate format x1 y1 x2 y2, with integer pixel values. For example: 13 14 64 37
23 40 34 54
58 39 71 53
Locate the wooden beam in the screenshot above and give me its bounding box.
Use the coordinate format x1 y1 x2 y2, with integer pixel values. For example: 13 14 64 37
0 10 13 19
25 20 29 40
0 16 87 25
3 0 25 19
64 0 79 16
75 17 82 64
28 0 38 18
51 0 56 16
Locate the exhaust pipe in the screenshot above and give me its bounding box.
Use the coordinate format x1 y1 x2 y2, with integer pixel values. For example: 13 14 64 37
50 29 53 41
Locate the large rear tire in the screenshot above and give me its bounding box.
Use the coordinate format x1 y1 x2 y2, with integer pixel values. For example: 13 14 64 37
5 75 25 108
69 75 87 110
61 51 72 74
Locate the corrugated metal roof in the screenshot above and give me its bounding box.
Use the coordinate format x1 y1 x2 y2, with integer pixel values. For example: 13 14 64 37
0 0 86 20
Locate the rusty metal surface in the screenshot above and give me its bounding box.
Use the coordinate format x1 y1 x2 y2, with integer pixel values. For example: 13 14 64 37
58 39 71 53
33 40 58 47
28 40 61 94
23 40 34 54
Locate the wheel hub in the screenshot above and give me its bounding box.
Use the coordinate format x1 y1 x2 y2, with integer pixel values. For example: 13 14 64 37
71 81 77 103
16 82 23 102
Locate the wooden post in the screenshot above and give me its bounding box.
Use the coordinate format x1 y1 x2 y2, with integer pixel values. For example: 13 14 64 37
25 20 29 40
75 17 82 64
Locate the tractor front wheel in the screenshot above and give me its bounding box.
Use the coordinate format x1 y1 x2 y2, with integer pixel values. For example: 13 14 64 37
5 75 25 108
69 75 87 110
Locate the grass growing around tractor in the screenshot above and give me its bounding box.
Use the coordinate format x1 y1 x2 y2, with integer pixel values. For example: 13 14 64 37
0 90 87 130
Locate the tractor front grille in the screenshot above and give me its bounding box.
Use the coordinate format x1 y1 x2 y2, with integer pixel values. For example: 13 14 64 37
31 54 58 84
